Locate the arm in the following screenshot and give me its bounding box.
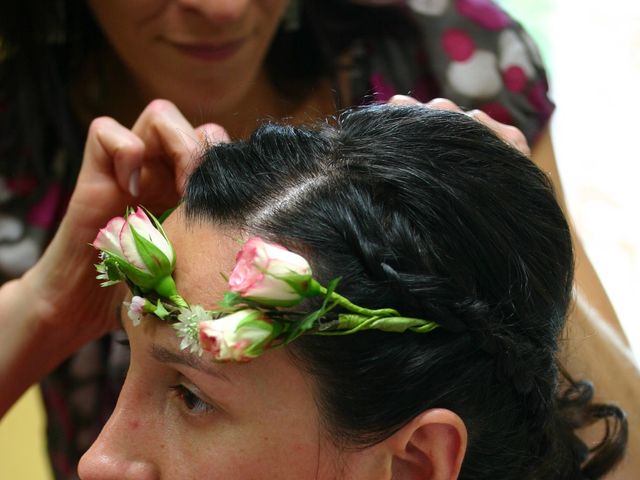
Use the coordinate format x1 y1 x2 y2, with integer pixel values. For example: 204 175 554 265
0 100 227 418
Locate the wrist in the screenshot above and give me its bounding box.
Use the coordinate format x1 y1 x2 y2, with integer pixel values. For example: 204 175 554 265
0 276 65 416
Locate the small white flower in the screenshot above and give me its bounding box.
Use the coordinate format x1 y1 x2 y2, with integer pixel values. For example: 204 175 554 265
126 296 147 326
174 306 212 355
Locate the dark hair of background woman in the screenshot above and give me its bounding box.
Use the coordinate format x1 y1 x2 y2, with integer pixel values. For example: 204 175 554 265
184 104 627 479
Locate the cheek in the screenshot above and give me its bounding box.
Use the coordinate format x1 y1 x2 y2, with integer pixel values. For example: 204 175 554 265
88 0 165 61
169 406 325 479
256 0 290 32
88 0 166 26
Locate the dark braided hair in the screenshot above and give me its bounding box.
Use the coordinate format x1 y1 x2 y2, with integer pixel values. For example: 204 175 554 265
184 104 627 479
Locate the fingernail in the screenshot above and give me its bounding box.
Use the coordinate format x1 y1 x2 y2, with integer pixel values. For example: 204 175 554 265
129 169 140 197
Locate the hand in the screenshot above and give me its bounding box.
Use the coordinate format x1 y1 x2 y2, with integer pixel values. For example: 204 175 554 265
388 95 531 156
27 100 229 348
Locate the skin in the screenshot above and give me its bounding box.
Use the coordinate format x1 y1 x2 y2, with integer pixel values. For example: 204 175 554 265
0 91 636 475
77 214 466 479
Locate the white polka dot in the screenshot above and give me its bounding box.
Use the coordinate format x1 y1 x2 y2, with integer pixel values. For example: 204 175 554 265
521 30 544 67
0 215 23 242
498 30 535 77
447 50 502 99
408 0 450 16
0 236 41 277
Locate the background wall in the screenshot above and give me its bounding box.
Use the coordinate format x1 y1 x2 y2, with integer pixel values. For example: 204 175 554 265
498 0 640 359
0 386 52 479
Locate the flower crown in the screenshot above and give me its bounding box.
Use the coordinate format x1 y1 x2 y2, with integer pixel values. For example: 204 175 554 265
93 207 439 361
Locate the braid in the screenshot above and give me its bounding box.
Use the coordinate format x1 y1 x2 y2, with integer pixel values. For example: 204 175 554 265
186 105 628 478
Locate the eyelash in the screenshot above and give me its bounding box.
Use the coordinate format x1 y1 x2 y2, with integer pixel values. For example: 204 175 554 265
170 384 216 415
113 335 216 416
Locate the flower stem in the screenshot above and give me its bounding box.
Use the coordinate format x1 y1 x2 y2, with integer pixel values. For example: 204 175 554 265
170 295 189 310
316 284 399 317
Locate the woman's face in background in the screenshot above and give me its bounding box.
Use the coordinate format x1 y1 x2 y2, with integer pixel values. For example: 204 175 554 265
87 0 289 121
77 213 384 479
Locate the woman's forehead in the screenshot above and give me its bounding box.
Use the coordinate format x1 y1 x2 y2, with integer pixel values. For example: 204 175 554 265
163 212 240 309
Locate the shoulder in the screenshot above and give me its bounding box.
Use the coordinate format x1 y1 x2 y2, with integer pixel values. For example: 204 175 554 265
355 1 554 144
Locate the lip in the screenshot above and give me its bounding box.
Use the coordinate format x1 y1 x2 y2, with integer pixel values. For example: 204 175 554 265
168 38 248 62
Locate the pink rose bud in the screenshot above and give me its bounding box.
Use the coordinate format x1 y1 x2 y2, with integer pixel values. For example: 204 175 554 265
119 207 174 273
228 237 312 307
93 207 179 298
199 309 274 361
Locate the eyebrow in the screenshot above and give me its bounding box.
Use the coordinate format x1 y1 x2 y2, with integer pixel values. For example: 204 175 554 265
150 344 233 384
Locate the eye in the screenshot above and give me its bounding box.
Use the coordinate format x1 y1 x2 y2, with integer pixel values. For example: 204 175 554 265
115 338 130 347
171 384 216 415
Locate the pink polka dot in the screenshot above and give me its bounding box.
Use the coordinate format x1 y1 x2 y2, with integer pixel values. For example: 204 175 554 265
528 80 554 119
442 29 476 62
369 72 397 102
27 183 62 229
478 102 513 125
456 0 511 31
503 65 527 92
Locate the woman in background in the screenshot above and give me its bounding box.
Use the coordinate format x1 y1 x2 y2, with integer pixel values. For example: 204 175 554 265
0 1 637 477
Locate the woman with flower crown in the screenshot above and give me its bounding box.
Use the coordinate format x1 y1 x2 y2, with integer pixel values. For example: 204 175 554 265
2 1 639 477
1 101 632 478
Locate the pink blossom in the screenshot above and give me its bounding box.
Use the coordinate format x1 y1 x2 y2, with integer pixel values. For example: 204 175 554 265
92 207 177 294
93 207 174 273
127 296 147 326
228 237 312 306
120 207 173 270
199 309 273 361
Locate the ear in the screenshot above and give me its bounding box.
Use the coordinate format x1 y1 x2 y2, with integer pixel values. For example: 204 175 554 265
386 409 467 480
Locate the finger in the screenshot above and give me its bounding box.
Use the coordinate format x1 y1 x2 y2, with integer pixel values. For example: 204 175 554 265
389 94 421 105
425 98 465 113
196 123 231 145
174 123 231 190
83 117 146 196
131 99 202 193
466 109 531 156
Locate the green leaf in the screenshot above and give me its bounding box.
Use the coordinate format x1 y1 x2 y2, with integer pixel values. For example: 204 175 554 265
97 252 152 287
130 225 172 277
220 291 242 309
117 261 157 290
154 275 179 299
285 309 321 342
152 300 171 320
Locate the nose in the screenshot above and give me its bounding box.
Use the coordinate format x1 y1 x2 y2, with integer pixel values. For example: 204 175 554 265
77 400 160 479
176 0 251 23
